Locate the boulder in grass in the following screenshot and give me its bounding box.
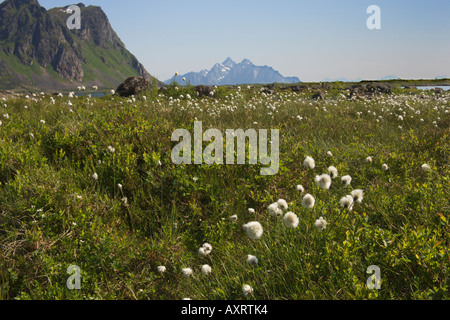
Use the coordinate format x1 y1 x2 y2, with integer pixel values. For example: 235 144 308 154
195 85 214 97
312 91 325 100
116 76 150 97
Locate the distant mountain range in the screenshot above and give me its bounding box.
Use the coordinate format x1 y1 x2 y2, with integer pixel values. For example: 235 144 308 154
165 58 301 86
0 0 160 91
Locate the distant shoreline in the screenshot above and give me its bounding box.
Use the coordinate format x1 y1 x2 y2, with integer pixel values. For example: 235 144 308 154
1 78 450 95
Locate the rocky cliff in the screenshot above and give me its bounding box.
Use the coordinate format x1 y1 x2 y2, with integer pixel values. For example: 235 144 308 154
0 0 158 91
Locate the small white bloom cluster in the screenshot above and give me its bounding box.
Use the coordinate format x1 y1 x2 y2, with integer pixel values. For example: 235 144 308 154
198 243 213 257
268 199 288 217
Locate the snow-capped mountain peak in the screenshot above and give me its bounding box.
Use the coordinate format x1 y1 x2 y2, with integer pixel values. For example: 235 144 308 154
165 58 300 86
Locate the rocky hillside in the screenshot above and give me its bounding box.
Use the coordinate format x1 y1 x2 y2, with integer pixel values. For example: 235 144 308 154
0 0 159 91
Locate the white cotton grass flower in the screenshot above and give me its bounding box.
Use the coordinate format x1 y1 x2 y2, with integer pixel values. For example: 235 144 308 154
350 189 364 203
303 156 315 169
314 174 332 190
92 172 98 180
277 199 288 211
192 177 198 183
247 255 258 266
382 163 389 171
230 214 238 222
118 183 123 191
296 184 304 193
201 264 212 275
314 217 328 231
339 195 354 210
327 151 333 157
283 212 299 228
242 284 253 296
421 163 431 172
202 242 212 252
366 156 373 163
182 268 193 278
302 193 315 209
107 145 115 153
242 221 263 240
157 266 166 274
341 175 352 187
327 166 338 179
268 202 282 217
198 242 212 257
248 208 255 214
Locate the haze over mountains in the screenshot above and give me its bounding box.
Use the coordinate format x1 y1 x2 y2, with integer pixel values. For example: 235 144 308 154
165 58 301 86
0 0 159 91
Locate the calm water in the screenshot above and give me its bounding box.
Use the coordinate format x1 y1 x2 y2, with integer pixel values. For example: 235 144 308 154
74 92 107 98
416 86 450 91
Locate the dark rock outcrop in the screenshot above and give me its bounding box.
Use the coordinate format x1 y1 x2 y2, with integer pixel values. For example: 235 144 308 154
116 76 150 97
349 83 393 97
195 85 214 97
312 91 325 100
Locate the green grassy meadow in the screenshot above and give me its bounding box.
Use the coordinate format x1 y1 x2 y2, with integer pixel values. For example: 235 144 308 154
0 85 449 300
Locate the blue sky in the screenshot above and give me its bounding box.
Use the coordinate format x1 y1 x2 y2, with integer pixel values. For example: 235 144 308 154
30 1 450 81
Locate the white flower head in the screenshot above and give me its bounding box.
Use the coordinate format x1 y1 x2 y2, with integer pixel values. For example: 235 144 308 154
268 202 282 217
296 184 304 193
421 163 431 172
277 199 288 211
366 156 373 163
341 175 352 187
201 264 212 275
242 221 263 240
182 268 193 278
314 217 328 231
327 151 333 157
350 189 364 203
339 195 354 210
248 208 255 214
157 266 166 273
230 214 238 223
92 172 98 180
382 163 389 171
303 156 315 169
301 193 315 209
314 174 332 190
247 255 258 266
198 242 212 256
242 284 253 296
107 145 115 153
283 212 299 228
327 166 338 179
202 242 212 252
